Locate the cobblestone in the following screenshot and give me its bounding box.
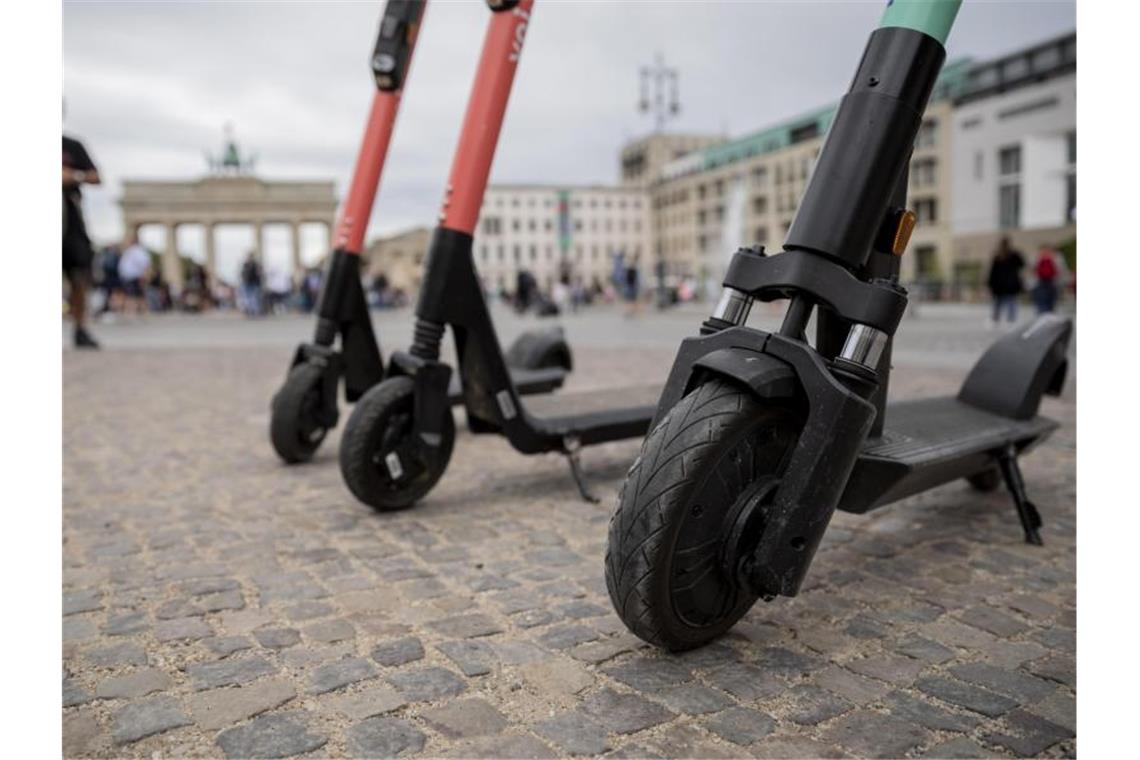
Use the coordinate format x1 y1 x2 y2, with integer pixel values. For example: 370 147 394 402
62 320 1076 757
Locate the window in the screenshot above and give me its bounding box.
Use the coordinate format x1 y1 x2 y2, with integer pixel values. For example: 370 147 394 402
527 219 536 232
998 145 1022 229
529 245 537 261
973 151 983 181
574 219 583 232
512 245 521 262
511 219 520 232
482 217 502 235
544 219 553 232
914 198 938 225
1065 130 1076 222
915 119 938 149
754 226 768 245
752 196 768 214
751 167 769 188
911 158 937 188
999 185 1021 229
479 245 488 261
497 245 504 261
914 245 939 279
998 145 1021 176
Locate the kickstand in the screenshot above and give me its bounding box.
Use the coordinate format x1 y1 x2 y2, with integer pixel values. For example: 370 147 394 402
564 436 599 504
996 445 1044 545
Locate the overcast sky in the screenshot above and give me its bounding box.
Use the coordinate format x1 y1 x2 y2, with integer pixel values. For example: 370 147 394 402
64 0 1075 282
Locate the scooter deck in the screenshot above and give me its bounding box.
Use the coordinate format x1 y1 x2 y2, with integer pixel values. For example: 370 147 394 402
838 396 1058 514
447 366 568 403
522 384 661 444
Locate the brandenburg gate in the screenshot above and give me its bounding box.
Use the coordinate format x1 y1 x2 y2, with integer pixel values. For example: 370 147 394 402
119 130 337 291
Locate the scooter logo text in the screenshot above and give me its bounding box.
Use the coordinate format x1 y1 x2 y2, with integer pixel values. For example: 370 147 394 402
508 7 529 63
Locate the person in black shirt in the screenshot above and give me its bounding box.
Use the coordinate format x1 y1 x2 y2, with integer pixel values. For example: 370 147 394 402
986 236 1026 324
63 133 102 348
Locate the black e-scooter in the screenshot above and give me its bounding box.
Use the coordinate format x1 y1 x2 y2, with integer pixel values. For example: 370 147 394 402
270 0 572 465
337 0 663 510
604 0 1072 651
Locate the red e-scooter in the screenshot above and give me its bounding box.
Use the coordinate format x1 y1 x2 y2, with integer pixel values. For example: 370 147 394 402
270 0 572 464
337 0 663 510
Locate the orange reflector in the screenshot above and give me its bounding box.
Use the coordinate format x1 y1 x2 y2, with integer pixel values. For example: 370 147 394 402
892 210 917 255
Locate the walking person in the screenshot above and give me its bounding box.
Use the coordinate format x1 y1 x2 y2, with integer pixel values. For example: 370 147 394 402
63 131 103 348
623 253 642 317
240 253 264 317
118 234 151 316
97 244 122 317
986 237 1025 325
1032 245 1060 315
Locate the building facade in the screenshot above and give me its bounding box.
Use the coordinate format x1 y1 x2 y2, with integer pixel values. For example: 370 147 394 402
949 33 1076 288
363 226 431 293
470 184 652 293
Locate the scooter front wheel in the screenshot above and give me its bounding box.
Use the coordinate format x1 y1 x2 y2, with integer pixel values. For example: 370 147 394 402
339 376 454 511
270 363 332 464
605 378 799 651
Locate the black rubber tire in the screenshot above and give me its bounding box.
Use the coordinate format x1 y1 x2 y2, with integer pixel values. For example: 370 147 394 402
967 467 1002 492
605 377 799 651
270 363 331 464
339 376 454 511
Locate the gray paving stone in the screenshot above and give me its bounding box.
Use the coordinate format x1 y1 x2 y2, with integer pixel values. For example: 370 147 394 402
64 617 98 642
881 690 981 732
102 611 148 636
63 677 93 707
429 613 503 638
111 695 191 745
749 736 847 758
921 737 1001 758
702 662 784 701
534 711 609 756
491 639 548 666
983 708 1074 755
813 665 891 705
307 656 378 694
322 684 407 720
756 646 825 678
387 666 468 702
346 716 426 757
304 618 355 643
202 635 253 657
423 697 509 738
371 636 425 666
916 675 1018 717
822 709 929 758
602 658 692 690
63 710 104 757
655 683 735 715
701 706 777 745
442 734 556 759
958 605 1030 637
846 653 926 685
438 639 497 676
781 684 855 725
188 678 296 730
894 633 956 664
187 656 278 690
153 616 213 642
84 641 148 668
254 626 300 649
582 688 675 734
216 710 327 758
64 589 103 616
950 661 1057 704
96 668 172 699
536 623 598 650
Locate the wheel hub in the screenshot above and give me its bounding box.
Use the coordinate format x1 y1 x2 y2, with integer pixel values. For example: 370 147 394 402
720 476 780 596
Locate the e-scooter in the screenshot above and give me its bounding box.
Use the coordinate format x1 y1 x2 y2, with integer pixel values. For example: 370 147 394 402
271 0 572 465
604 0 1072 651
337 0 664 510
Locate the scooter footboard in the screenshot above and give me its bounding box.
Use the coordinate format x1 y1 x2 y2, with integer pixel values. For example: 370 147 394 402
958 314 1072 420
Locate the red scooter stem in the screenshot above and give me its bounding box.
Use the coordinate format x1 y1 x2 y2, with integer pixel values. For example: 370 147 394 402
439 0 533 235
334 1 427 254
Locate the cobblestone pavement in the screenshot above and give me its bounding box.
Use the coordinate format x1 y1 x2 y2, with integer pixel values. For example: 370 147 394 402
63 314 1075 758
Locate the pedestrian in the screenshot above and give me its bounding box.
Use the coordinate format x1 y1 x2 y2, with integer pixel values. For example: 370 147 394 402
1032 245 1060 314
240 252 264 317
97 244 122 317
118 233 151 316
63 129 103 348
624 253 642 317
986 236 1025 324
